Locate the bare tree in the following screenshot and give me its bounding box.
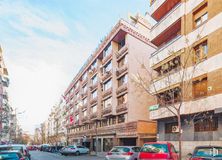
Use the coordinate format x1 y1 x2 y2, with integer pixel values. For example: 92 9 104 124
131 26 210 159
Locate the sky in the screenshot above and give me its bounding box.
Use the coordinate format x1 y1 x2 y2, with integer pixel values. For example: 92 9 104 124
0 0 149 134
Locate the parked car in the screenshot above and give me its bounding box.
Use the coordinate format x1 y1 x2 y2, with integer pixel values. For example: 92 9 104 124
138 142 179 160
60 145 89 156
106 146 141 160
188 146 222 160
0 151 26 160
10 144 31 160
0 144 31 160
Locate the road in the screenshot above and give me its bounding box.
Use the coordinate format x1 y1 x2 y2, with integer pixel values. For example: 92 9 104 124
30 151 104 160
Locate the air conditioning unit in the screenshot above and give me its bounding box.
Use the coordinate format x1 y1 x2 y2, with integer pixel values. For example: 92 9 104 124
172 125 179 133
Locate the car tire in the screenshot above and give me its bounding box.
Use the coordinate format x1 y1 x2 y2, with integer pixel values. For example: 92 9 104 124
75 151 80 156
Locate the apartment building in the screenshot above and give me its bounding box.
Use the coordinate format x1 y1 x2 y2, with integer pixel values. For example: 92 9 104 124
0 46 10 143
149 0 222 155
64 15 157 152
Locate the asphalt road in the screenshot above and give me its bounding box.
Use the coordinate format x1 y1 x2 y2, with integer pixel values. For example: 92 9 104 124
30 151 104 160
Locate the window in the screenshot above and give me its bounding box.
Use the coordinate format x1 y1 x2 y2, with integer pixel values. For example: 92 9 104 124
117 94 127 105
82 85 87 94
92 90 97 99
165 122 178 134
91 60 97 69
103 43 112 58
92 105 97 113
117 114 127 123
118 54 128 67
104 61 112 73
83 110 87 117
118 38 125 50
75 81 80 89
82 72 87 81
76 92 80 98
76 114 79 121
92 75 98 85
194 41 208 63
157 87 181 106
83 97 87 105
104 79 112 91
103 97 112 109
193 3 208 28
193 76 207 98
118 74 128 87
194 117 218 132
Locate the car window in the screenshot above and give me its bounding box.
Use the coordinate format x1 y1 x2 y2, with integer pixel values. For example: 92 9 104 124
111 147 130 153
170 144 177 153
0 153 20 160
141 144 169 153
132 147 141 152
0 147 13 151
194 147 222 157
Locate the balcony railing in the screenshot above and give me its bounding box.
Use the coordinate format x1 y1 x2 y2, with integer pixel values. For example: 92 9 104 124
102 52 112 65
81 92 88 98
102 71 112 81
116 45 128 60
116 84 128 95
102 88 112 98
90 112 98 119
102 106 112 116
89 83 98 91
116 65 128 77
90 98 98 105
82 117 89 124
116 103 128 114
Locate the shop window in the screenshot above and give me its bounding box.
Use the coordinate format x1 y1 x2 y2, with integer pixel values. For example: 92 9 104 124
117 94 128 105
193 76 207 99
194 117 218 132
193 3 208 28
165 122 178 134
193 41 208 64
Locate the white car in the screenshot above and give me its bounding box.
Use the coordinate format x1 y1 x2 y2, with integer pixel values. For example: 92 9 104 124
60 145 89 156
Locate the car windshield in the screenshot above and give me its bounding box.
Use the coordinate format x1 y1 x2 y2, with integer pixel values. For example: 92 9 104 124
141 144 169 153
111 147 130 153
0 153 19 160
194 147 222 157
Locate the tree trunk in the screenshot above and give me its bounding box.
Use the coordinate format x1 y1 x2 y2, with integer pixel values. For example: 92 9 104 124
177 114 182 160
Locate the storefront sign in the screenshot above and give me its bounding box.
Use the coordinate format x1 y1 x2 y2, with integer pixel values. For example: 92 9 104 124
149 104 159 111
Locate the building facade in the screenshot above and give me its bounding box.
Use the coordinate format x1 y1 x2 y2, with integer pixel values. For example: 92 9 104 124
0 46 10 143
64 15 157 152
149 0 222 156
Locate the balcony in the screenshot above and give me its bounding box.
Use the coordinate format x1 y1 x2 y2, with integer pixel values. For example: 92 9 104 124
102 71 112 81
89 83 98 91
74 108 80 115
81 92 87 98
116 45 128 61
81 78 88 86
151 3 184 40
116 103 128 114
150 0 181 21
116 65 128 78
150 35 185 67
102 88 112 98
102 106 112 117
90 98 98 105
82 104 88 111
116 84 128 96
89 67 97 77
90 112 100 120
82 117 89 124
102 53 112 65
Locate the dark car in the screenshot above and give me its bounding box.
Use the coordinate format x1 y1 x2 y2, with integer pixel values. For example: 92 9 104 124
0 151 26 160
138 142 179 160
189 146 222 160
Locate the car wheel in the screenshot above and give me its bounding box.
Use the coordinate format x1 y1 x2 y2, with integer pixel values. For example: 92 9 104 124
75 151 80 156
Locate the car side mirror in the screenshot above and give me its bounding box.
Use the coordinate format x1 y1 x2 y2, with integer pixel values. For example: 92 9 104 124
187 153 192 157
